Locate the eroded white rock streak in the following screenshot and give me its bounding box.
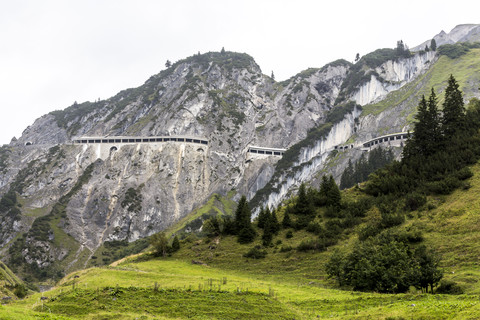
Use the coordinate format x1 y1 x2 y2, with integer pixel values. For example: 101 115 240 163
264 107 361 210
353 51 436 106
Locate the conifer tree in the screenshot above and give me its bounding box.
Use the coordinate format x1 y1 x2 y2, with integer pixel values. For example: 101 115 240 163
171 235 180 252
430 38 437 51
235 195 256 243
318 176 330 206
257 206 267 229
442 75 465 137
404 88 442 159
340 159 354 189
270 209 280 234
234 195 249 232
262 211 273 246
404 95 429 159
282 209 292 228
427 88 442 149
294 183 314 215
326 176 341 208
263 206 271 226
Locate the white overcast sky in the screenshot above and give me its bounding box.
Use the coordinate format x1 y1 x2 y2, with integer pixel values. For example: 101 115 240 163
0 0 478 144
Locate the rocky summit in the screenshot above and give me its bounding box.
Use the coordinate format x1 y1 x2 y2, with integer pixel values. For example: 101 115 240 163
1 25 480 283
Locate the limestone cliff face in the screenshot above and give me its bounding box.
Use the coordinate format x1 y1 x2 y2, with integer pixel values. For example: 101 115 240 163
352 51 436 105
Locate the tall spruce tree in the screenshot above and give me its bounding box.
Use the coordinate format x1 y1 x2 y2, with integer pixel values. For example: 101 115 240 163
404 88 442 159
326 176 341 208
262 209 274 246
442 75 465 137
262 214 273 246
294 183 314 215
234 195 256 243
427 88 442 150
404 95 429 159
270 209 280 234
282 209 292 228
340 159 354 189
234 195 247 232
257 206 267 229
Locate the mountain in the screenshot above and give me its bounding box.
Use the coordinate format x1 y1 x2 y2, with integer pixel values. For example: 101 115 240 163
1 25 480 284
412 24 480 51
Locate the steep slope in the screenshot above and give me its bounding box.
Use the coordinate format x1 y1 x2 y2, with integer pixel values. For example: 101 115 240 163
0 261 24 298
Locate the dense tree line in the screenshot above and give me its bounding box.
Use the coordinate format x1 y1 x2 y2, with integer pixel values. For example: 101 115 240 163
202 195 256 244
365 75 480 197
326 75 480 294
340 147 394 189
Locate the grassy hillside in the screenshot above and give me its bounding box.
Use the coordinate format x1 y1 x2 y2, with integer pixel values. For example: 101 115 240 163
4 160 480 318
0 261 25 299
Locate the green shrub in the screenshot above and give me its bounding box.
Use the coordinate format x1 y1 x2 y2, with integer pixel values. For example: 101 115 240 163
454 167 473 181
297 239 326 252
436 279 464 294
237 226 256 244
305 222 323 235
243 246 267 259
293 214 314 230
13 284 28 298
404 192 427 211
437 42 480 59
121 186 143 213
426 177 461 195
279 245 293 252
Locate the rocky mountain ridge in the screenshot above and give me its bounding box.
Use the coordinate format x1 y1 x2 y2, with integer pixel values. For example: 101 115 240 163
412 24 480 51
